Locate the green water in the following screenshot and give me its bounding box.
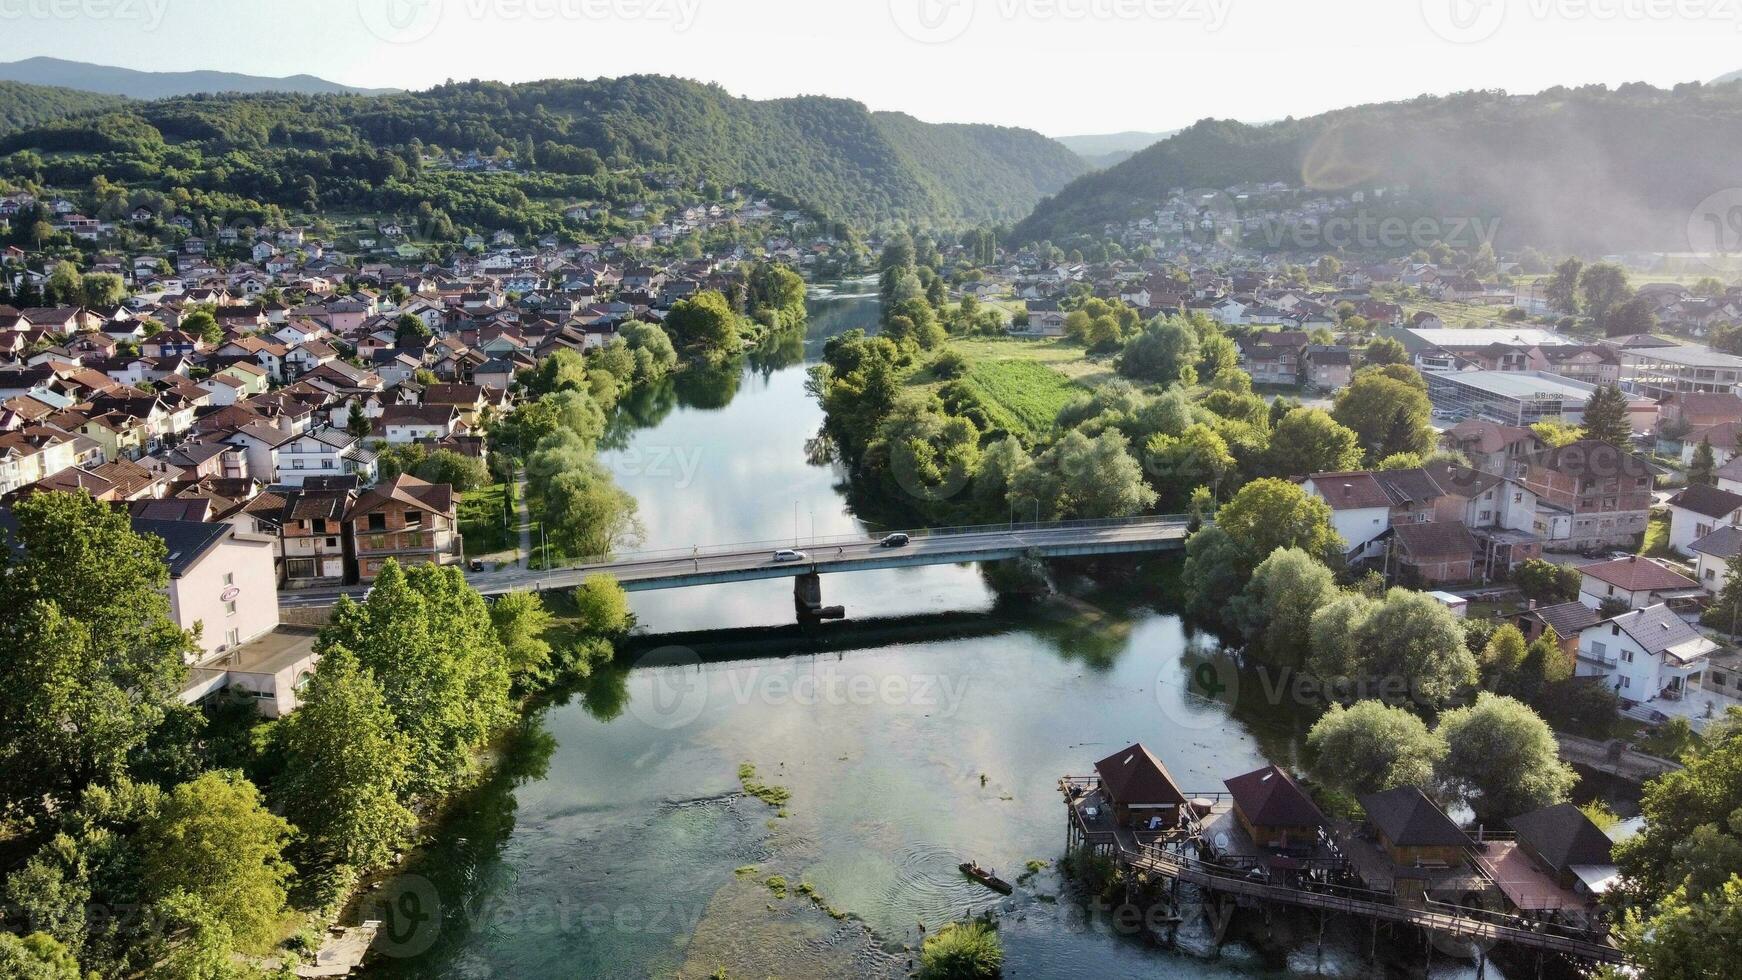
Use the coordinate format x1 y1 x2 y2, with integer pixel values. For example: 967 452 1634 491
365 290 1504 979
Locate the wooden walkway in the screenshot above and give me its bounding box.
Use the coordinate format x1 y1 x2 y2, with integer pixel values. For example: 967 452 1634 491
1061 780 1625 966
1557 733 1682 783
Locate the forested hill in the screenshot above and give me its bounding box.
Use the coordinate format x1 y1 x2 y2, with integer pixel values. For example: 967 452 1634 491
1013 83 1742 252
0 57 397 99
0 75 1084 228
0 81 127 137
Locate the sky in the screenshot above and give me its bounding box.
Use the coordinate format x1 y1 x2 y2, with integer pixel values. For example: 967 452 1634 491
1 0 1740 136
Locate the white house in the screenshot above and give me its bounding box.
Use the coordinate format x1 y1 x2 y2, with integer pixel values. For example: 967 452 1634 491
1666 484 1742 556
1574 603 1718 708
1690 526 1742 595
278 428 379 487
1301 471 1392 561
1577 556 1702 611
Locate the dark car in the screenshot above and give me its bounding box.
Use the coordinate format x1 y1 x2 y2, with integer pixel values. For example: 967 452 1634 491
880 532 911 548
469 558 485 572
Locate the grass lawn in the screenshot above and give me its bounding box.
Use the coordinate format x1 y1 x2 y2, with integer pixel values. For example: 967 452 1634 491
956 359 1084 440
1641 510 1672 558
459 484 514 557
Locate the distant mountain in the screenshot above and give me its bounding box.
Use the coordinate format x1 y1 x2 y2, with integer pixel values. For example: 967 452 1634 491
1713 69 1742 86
1015 84 1742 252
0 57 397 99
0 80 127 137
0 74 1085 228
1055 130 1178 169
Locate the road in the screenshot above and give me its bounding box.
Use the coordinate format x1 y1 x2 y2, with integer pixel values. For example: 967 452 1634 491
279 517 1191 608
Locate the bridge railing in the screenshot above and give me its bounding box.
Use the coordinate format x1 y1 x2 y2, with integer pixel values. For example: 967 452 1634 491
540 514 1196 573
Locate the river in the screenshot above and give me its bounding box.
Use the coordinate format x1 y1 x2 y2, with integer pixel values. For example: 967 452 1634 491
365 287 1503 979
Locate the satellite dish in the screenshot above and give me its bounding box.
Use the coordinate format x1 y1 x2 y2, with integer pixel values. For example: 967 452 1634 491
1214 832 1231 854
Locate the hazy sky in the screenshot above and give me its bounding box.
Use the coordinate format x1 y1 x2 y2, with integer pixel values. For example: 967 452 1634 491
2 0 1738 135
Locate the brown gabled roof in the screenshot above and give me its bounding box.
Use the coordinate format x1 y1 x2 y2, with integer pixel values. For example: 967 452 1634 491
1308 472 1391 511
1094 743 1186 808
1392 520 1479 562
1359 786 1468 848
344 473 454 521
1581 556 1697 593
1224 765 1324 830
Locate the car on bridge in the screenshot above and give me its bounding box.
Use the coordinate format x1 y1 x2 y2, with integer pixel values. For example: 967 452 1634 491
772 549 809 563
879 532 910 548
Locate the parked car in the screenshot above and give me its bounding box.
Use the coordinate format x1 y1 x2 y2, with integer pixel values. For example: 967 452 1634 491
880 532 911 548
772 549 809 563
469 558 485 572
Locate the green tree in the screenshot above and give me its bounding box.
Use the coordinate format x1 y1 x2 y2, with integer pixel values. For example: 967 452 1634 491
0 932 80 980
1181 526 1249 629
1306 701 1445 799
275 647 416 873
79 272 126 308
1118 316 1200 385
1690 437 1718 486
320 561 514 796
135 771 294 952
1513 558 1582 604
1614 710 1742 904
1531 418 1583 448
1615 877 1742 980
1582 384 1633 446
1350 589 1478 707
182 308 222 345
1144 423 1234 507
572 573 632 637
1010 429 1157 519
1263 408 1363 477
1546 256 1584 315
1333 371 1435 462
491 591 555 680
346 400 371 438
1435 693 1576 821
1307 592 1379 681
0 491 197 819
1214 477 1344 568
1229 548 1337 668
394 311 432 345
1363 337 1409 366
1578 262 1634 332
664 290 741 357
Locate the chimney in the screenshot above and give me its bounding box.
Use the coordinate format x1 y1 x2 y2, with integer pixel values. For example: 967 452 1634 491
1527 599 1538 611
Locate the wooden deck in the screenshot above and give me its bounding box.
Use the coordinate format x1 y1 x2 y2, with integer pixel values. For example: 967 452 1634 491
1060 777 1625 966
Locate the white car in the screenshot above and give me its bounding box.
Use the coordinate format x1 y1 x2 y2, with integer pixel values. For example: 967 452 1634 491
772 549 809 563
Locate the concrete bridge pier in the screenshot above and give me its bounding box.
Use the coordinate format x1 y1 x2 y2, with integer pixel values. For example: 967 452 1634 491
794 571 845 622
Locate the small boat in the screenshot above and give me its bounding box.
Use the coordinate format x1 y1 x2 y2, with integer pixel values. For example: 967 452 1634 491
959 862 1013 895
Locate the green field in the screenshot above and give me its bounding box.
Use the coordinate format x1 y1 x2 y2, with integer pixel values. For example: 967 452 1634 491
459 483 514 557
957 359 1082 439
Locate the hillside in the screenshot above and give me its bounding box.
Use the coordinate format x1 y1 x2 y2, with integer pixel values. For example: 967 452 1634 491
1015 83 1742 253
0 80 127 137
0 75 1082 229
0 57 396 98
1055 130 1178 168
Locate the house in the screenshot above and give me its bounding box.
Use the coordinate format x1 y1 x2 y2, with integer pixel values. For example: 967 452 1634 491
1518 441 1656 551
1690 525 1742 594
1300 471 1392 560
278 428 379 487
1666 483 1742 556
1092 743 1186 830
279 487 354 589
1441 421 1544 478
1506 804 1617 903
1574 603 1718 706
344 474 462 582
1358 786 1469 869
376 403 462 444
177 626 321 720
1223 765 1325 849
133 517 279 662
1391 520 1480 584
1515 601 1601 663
1303 345 1353 390
1577 556 1701 611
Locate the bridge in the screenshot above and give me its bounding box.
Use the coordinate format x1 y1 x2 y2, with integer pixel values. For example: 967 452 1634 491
280 516 1192 611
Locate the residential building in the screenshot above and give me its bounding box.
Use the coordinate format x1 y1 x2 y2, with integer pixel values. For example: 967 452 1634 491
133 517 279 662
279 428 379 486
279 487 354 588
1300 471 1391 560
1577 556 1701 610
1518 441 1655 551
1666 483 1742 556
1574 603 1718 707
344 473 462 581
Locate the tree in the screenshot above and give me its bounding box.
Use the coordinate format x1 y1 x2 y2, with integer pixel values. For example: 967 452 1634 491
1703 550 1742 634
0 491 197 819
1181 525 1248 629
45 260 80 306
1476 623 1529 691
181 308 222 345
1010 429 1157 519
275 647 416 873
1118 316 1199 385
1307 592 1379 681
1546 256 1584 315
572 573 632 637
319 561 513 796
1614 709 1742 904
1333 371 1434 462
1263 408 1363 477
1513 558 1581 604
1363 337 1409 366
394 311 432 346
79 272 125 309
490 591 556 680
0 932 80 980
1691 437 1718 486
1436 693 1576 821
1531 419 1583 448
664 290 740 356
1615 877 1742 980
1351 589 1478 707
1582 384 1633 446
1306 701 1444 800
1214 478 1344 568
920 920 1002 979
619 321 677 381
1229 548 1337 668
1143 424 1234 507
135 771 294 952
1607 295 1657 338
1578 262 1634 332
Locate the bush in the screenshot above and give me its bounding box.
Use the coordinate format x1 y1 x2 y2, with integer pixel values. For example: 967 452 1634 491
920 921 1003 979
